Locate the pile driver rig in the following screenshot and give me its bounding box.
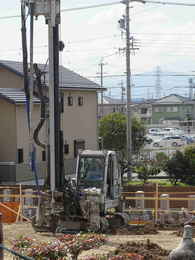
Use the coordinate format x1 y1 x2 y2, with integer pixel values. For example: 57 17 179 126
21 0 128 233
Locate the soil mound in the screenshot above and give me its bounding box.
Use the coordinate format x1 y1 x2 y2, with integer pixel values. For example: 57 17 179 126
116 239 169 260
112 224 158 235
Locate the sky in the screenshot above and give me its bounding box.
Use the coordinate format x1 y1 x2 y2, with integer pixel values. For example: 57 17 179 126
1 0 195 99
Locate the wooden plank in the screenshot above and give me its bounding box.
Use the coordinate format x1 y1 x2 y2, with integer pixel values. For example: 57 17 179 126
0 202 30 222
0 194 39 198
155 183 158 223
125 196 195 201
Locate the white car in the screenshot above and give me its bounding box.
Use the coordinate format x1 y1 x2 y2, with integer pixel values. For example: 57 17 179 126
161 127 184 136
153 136 186 148
148 128 161 134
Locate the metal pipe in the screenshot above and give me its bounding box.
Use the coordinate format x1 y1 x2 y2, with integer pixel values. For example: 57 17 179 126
48 21 56 192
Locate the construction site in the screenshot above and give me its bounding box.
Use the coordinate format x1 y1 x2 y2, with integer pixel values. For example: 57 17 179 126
1 0 195 259
0 183 194 259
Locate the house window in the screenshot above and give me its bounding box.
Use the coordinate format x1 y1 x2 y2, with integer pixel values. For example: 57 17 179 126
140 108 147 114
64 144 69 154
18 149 23 164
78 96 84 106
68 96 73 106
42 150 46 161
172 106 178 112
113 107 116 112
74 139 85 158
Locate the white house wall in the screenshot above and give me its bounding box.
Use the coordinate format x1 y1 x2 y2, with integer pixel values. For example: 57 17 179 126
62 90 98 159
16 104 46 163
15 90 98 163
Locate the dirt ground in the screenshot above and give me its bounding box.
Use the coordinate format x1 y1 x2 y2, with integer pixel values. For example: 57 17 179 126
2 222 183 259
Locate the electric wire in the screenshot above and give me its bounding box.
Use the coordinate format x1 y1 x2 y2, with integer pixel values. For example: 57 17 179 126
1 0 195 20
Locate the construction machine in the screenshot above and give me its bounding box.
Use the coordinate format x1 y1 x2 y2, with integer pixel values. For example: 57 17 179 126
32 149 128 233
21 0 128 233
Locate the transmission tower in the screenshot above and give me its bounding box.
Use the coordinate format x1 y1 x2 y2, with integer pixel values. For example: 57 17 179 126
155 66 162 99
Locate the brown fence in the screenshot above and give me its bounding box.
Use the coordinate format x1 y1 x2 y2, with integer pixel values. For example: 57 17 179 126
123 183 195 209
122 183 195 223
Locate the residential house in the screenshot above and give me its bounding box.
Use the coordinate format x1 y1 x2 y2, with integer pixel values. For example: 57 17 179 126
98 96 126 119
151 94 195 124
98 96 152 124
132 102 152 124
0 60 102 184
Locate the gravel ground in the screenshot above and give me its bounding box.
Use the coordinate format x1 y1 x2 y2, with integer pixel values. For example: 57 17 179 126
2 222 183 259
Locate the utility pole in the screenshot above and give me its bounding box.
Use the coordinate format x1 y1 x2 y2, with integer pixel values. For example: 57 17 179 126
119 0 132 179
189 78 193 100
120 0 145 179
119 80 125 105
155 66 162 99
99 61 106 118
119 81 126 113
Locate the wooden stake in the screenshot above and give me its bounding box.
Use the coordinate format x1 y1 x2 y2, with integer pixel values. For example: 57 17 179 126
155 183 159 223
19 184 22 222
0 213 3 260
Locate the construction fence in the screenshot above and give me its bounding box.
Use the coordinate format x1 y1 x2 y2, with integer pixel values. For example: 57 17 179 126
123 184 195 224
0 185 38 223
0 184 194 224
0 184 195 258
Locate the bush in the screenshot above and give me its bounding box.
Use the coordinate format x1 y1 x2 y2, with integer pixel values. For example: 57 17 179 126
165 145 195 186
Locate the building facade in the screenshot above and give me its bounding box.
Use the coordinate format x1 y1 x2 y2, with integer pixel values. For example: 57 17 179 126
151 94 195 124
0 60 102 183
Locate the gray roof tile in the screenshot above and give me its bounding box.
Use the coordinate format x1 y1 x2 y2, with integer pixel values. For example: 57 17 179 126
0 88 39 104
0 60 100 89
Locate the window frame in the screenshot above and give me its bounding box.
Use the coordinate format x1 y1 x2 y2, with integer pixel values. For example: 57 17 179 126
78 96 84 106
18 148 24 164
68 96 73 106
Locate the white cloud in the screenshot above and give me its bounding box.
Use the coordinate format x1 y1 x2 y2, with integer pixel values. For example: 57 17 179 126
1 1 195 98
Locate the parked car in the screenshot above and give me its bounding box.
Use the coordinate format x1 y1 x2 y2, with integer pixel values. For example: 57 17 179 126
153 136 186 148
190 136 195 143
161 127 184 136
148 128 161 134
180 135 194 144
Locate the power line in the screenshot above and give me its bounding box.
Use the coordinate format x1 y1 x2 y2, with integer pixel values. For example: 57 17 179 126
0 2 120 20
88 73 195 78
61 2 120 12
1 1 195 20
145 0 195 6
133 32 195 35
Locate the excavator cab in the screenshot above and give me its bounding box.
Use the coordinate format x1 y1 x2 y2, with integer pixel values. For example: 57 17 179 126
77 155 105 187
76 150 122 214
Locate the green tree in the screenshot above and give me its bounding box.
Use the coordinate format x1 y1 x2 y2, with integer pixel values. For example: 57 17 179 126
183 145 195 185
132 117 146 154
134 161 160 183
155 152 169 170
99 113 146 156
99 112 126 153
165 150 188 185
